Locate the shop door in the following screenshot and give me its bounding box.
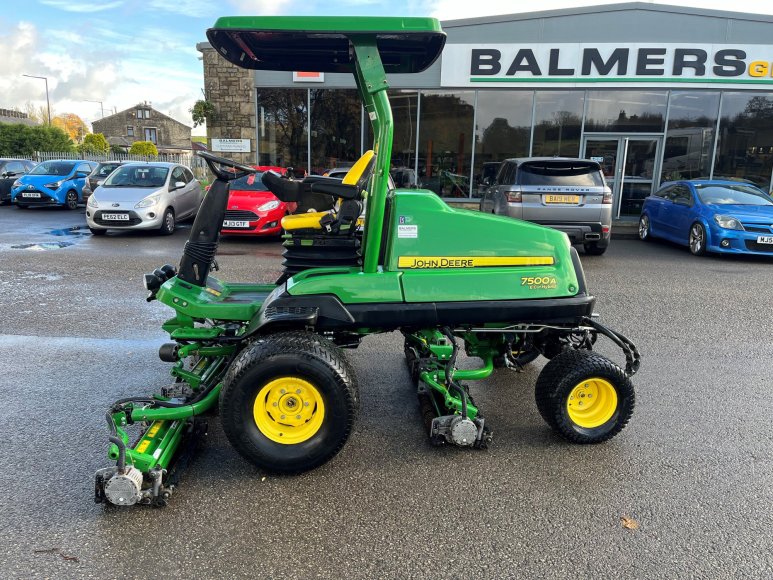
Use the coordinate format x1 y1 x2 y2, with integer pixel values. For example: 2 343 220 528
582 135 662 219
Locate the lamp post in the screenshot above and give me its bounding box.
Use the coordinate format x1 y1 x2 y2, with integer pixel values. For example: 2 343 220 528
22 74 51 125
84 99 104 118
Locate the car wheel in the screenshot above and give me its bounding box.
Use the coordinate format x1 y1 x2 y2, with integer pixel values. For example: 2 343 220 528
89 227 106 236
638 215 651 241
159 208 175 235
65 190 78 210
583 243 607 256
689 222 707 256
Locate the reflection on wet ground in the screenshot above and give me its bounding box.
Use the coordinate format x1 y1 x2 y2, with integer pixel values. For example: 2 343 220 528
47 226 91 237
11 241 75 250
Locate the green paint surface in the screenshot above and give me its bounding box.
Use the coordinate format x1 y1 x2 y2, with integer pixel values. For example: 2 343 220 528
386 190 579 302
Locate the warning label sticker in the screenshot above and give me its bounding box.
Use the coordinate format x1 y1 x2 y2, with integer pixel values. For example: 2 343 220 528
397 224 418 238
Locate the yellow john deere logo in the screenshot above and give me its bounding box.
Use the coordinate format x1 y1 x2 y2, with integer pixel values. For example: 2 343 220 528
398 256 554 269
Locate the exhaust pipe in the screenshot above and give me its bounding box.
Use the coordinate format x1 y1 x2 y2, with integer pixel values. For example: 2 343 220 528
585 233 601 241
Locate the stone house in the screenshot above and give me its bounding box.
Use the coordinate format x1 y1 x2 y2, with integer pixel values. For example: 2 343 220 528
92 103 192 152
197 44 256 165
0 109 38 126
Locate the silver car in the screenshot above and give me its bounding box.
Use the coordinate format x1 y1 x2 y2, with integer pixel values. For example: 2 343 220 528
480 157 613 255
86 162 203 235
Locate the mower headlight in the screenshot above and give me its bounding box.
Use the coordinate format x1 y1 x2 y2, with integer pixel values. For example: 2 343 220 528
135 194 160 209
87 195 99 208
714 215 744 230
45 180 63 190
257 200 280 212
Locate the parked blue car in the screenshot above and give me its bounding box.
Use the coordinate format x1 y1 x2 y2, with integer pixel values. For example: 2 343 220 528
639 180 773 256
11 160 97 210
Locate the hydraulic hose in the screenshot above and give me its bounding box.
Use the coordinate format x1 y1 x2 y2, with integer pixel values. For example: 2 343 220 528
106 412 126 473
442 327 468 420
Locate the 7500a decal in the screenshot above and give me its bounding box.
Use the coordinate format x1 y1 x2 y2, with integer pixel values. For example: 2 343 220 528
521 275 557 289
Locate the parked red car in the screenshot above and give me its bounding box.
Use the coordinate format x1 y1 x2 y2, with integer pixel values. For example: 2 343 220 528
221 166 295 236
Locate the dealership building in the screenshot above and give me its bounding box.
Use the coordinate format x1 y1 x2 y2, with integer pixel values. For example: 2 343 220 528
198 2 773 220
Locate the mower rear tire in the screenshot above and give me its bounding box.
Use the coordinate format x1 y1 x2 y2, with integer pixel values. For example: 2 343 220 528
535 349 634 444
220 331 359 474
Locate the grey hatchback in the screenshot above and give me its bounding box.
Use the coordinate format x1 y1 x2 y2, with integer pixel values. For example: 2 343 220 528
479 158 612 255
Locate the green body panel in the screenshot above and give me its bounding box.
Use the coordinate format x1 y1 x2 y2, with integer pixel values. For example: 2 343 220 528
385 190 580 301
212 15 442 33
288 270 404 303
156 278 274 321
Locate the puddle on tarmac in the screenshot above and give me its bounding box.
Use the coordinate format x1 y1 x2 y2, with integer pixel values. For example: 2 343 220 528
11 241 75 250
47 226 91 237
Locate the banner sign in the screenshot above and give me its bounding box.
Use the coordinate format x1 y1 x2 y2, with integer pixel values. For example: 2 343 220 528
440 43 773 88
211 138 251 153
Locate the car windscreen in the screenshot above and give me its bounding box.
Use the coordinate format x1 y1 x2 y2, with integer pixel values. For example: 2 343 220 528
94 163 121 177
231 172 268 191
103 166 169 188
696 184 773 206
517 162 604 187
29 161 76 176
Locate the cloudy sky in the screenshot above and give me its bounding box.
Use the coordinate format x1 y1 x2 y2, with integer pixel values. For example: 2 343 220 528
3 0 773 136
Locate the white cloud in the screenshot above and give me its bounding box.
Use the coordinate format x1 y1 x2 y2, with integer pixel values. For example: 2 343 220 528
39 0 124 13
428 0 773 20
227 0 295 16
0 20 201 133
145 0 220 18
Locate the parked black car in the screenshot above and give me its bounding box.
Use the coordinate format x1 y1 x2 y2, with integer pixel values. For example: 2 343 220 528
82 161 134 203
0 158 36 204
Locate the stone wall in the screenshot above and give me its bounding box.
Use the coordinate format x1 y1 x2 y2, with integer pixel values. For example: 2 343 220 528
199 45 256 165
92 104 191 151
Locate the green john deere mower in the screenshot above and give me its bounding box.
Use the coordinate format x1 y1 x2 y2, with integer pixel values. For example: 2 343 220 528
95 16 640 507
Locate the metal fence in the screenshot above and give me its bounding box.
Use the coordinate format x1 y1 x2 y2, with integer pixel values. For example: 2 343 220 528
31 151 210 181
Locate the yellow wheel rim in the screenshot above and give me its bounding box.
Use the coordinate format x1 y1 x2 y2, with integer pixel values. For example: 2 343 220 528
253 377 325 445
566 378 618 429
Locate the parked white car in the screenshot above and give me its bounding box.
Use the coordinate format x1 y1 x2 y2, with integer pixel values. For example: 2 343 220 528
86 162 203 235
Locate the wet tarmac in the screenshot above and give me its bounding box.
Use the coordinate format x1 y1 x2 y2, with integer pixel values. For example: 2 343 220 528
0 204 772 578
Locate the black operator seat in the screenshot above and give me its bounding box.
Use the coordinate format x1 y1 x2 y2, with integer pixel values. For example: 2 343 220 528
262 150 375 235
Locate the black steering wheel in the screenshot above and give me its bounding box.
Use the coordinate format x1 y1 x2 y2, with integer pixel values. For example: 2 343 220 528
197 151 258 182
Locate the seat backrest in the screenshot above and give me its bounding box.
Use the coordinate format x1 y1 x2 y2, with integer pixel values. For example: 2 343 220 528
342 150 375 189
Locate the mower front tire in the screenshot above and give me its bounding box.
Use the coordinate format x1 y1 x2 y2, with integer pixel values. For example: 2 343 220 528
535 349 634 444
220 331 359 474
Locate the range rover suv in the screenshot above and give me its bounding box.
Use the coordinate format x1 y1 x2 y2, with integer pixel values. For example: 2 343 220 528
479 157 612 255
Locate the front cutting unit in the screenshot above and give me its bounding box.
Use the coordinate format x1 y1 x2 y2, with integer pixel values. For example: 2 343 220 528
95 16 640 507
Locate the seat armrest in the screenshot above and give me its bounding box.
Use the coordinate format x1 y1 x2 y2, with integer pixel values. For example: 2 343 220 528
311 180 361 200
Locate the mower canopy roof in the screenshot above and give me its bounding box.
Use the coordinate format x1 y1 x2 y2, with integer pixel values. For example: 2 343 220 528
206 16 446 73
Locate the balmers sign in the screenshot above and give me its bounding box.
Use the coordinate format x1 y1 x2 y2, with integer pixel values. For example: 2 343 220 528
440 44 773 88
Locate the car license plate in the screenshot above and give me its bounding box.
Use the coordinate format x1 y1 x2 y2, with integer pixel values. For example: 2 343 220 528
757 236 773 244
544 195 580 204
223 220 250 228
102 213 129 221
22 191 41 198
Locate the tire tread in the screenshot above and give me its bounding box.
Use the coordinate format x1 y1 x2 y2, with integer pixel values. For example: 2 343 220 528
220 331 358 473
535 349 634 444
